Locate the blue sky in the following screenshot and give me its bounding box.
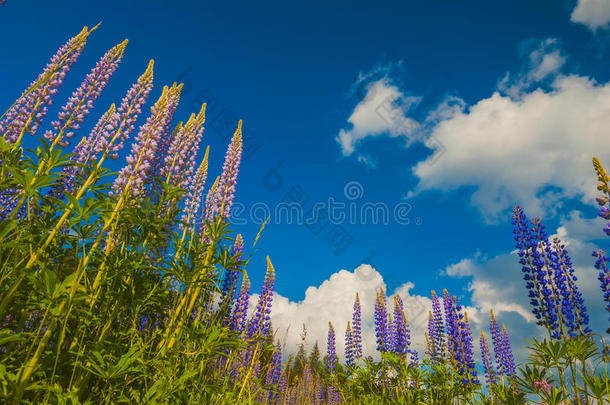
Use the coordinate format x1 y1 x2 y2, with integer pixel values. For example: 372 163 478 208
2 0 610 358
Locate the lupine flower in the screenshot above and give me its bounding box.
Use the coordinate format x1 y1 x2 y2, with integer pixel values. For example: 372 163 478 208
219 234 243 326
247 257 275 338
278 374 288 404
161 103 206 188
391 295 410 357
489 309 504 377
410 349 419 365
426 313 434 358
345 321 354 368
593 157 610 236
374 289 388 353
460 312 478 384
44 40 128 148
180 146 209 232
266 340 283 404
515 206 591 339
50 104 117 197
500 324 516 379
144 83 183 196
112 84 182 201
351 292 363 365
326 322 337 375
199 176 219 240
231 270 250 333
0 26 93 144
53 60 155 196
443 290 478 385
431 290 445 359
443 290 459 362
327 384 342 404
207 120 243 221
549 237 591 336
593 249 610 332
479 330 497 386
75 60 155 162
512 206 556 334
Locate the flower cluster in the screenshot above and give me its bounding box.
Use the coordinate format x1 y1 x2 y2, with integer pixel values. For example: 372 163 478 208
247 257 275 338
112 83 182 201
426 290 445 362
44 40 127 148
206 121 242 222
326 322 337 375
0 26 93 143
374 288 389 352
442 290 478 385
512 206 591 339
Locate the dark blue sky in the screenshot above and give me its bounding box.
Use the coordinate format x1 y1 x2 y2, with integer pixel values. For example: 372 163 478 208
0 0 607 326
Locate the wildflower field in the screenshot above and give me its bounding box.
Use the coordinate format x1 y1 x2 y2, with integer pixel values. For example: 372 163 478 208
1 25 610 405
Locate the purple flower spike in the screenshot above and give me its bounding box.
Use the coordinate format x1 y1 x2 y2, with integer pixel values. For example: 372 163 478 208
374 289 388 353
500 324 516 379
51 104 117 196
593 157 610 236
247 257 275 338
207 120 243 221
351 292 363 365
1 26 93 144
266 340 282 404
326 321 337 375
593 250 610 332
162 103 206 188
219 234 244 326
180 146 209 232
345 321 354 368
112 83 182 202
490 309 504 377
44 39 128 148
54 61 155 196
443 290 478 385
549 237 591 336
430 290 445 361
391 295 410 357
480 330 496 387
231 270 250 334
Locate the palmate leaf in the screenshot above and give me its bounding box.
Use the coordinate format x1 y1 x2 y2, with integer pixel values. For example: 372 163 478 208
81 346 141 381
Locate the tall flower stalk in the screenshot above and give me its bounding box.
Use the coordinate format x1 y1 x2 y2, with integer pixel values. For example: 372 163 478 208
327 322 337 375
351 292 363 366
44 39 128 149
0 26 95 145
206 120 242 222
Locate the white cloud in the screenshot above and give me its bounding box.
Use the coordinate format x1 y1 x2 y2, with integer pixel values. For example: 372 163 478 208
255 264 433 360
571 0 610 31
411 73 610 221
498 38 566 98
338 41 610 223
336 78 421 156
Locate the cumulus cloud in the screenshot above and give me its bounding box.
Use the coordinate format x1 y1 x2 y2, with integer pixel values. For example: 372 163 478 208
403 38 610 222
254 264 433 360
571 0 610 31
338 40 609 223
498 38 566 98
411 73 610 221
336 79 421 156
